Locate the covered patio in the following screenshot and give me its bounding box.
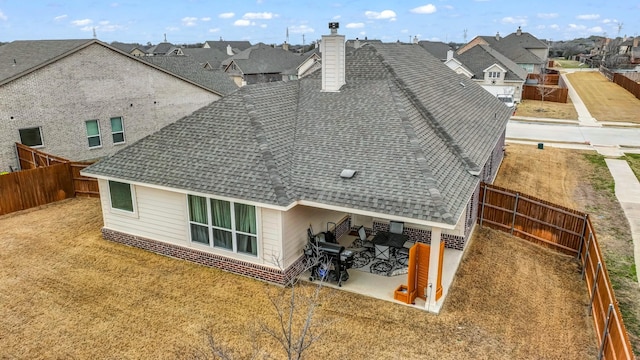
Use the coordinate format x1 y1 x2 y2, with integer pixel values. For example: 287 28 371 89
302 227 466 314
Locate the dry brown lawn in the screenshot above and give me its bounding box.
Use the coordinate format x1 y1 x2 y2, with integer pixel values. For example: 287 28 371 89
0 197 596 359
567 72 640 123
498 143 640 356
515 98 579 120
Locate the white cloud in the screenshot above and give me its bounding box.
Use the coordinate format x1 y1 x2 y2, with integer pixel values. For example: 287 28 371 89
234 19 254 26
54 14 68 22
568 24 587 31
576 14 599 20
442 5 454 10
165 26 179 32
537 25 545 29
99 20 109 25
110 3 119 7
332 15 341 20
219 12 235 19
95 23 123 32
260 24 267 28
549 24 560 30
346 22 365 29
410 4 437 14
209 28 220 33
601 18 616 24
71 19 93 26
589 26 603 33
182 17 198 26
243 12 275 20
289 25 314 34
364 10 396 20
501 16 527 26
401 29 408 33
537 13 558 19
201 17 211 21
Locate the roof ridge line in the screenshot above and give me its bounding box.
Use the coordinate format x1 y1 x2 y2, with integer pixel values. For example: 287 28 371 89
373 49 481 175
385 78 454 222
241 89 292 206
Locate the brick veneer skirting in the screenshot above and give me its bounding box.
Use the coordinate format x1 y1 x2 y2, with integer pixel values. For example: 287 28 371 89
370 221 466 251
102 228 306 285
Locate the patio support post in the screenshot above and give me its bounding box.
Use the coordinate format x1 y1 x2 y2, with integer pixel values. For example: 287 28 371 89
426 227 443 311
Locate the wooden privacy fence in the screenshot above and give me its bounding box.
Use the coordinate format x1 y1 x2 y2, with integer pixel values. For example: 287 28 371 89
0 163 74 216
0 144 98 216
612 73 640 100
522 85 569 103
478 183 634 359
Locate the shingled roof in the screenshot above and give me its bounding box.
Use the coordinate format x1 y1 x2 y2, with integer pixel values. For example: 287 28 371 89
84 42 511 226
455 44 528 81
221 43 307 74
0 39 93 85
142 56 238 95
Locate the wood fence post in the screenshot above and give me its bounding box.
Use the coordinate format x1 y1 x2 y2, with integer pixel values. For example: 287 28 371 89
576 214 588 260
581 232 593 279
510 193 519 235
597 303 614 360
588 262 601 315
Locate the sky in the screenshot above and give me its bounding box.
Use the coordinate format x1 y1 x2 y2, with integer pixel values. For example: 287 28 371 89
0 1 638 45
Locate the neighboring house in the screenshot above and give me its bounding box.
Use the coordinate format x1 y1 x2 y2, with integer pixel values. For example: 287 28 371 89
221 43 309 86
446 45 527 102
181 47 231 68
459 27 548 73
0 39 228 172
110 42 148 57
203 40 252 56
146 42 175 56
82 27 511 312
418 40 453 61
142 56 238 95
283 48 321 80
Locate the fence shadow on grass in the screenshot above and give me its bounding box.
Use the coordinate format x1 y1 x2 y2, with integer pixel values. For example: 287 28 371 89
478 182 634 359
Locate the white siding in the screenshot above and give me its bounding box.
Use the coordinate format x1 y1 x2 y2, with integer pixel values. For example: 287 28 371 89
260 208 283 266
281 205 347 267
98 179 288 269
99 179 188 245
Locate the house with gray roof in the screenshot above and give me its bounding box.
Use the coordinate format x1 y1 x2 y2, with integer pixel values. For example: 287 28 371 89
180 47 230 68
418 40 453 61
82 26 511 312
0 39 228 172
459 27 549 73
142 56 238 95
445 45 527 102
221 43 310 86
203 40 252 55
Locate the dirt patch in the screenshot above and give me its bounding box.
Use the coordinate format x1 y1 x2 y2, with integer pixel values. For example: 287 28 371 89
498 143 640 355
0 197 596 359
515 98 579 120
567 72 640 123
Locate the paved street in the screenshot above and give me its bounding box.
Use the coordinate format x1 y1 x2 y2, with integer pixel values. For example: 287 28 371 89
507 120 640 150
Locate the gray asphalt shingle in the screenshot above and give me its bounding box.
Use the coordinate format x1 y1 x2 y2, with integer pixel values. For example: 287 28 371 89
85 42 511 225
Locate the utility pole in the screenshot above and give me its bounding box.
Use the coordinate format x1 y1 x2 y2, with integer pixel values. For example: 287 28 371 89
463 28 467 43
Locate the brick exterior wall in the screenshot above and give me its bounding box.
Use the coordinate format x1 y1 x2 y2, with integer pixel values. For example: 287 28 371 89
0 42 221 172
102 228 306 285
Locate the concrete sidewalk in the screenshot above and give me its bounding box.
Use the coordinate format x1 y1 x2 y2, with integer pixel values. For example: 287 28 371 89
605 159 640 286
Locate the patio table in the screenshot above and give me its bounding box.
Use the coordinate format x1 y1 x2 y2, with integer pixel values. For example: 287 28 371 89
371 231 409 260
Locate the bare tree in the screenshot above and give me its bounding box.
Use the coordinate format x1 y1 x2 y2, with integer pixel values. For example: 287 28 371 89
178 241 336 360
536 70 558 110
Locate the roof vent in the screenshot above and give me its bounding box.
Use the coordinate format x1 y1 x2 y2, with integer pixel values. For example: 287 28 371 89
340 169 357 179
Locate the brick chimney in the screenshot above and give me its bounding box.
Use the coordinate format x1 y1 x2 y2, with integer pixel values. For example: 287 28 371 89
495 32 500 41
516 26 522 36
321 22 345 92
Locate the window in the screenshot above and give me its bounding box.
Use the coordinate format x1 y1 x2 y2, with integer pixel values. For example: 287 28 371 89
85 120 101 148
188 195 258 256
108 180 134 212
488 71 500 79
19 127 43 147
110 117 125 144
